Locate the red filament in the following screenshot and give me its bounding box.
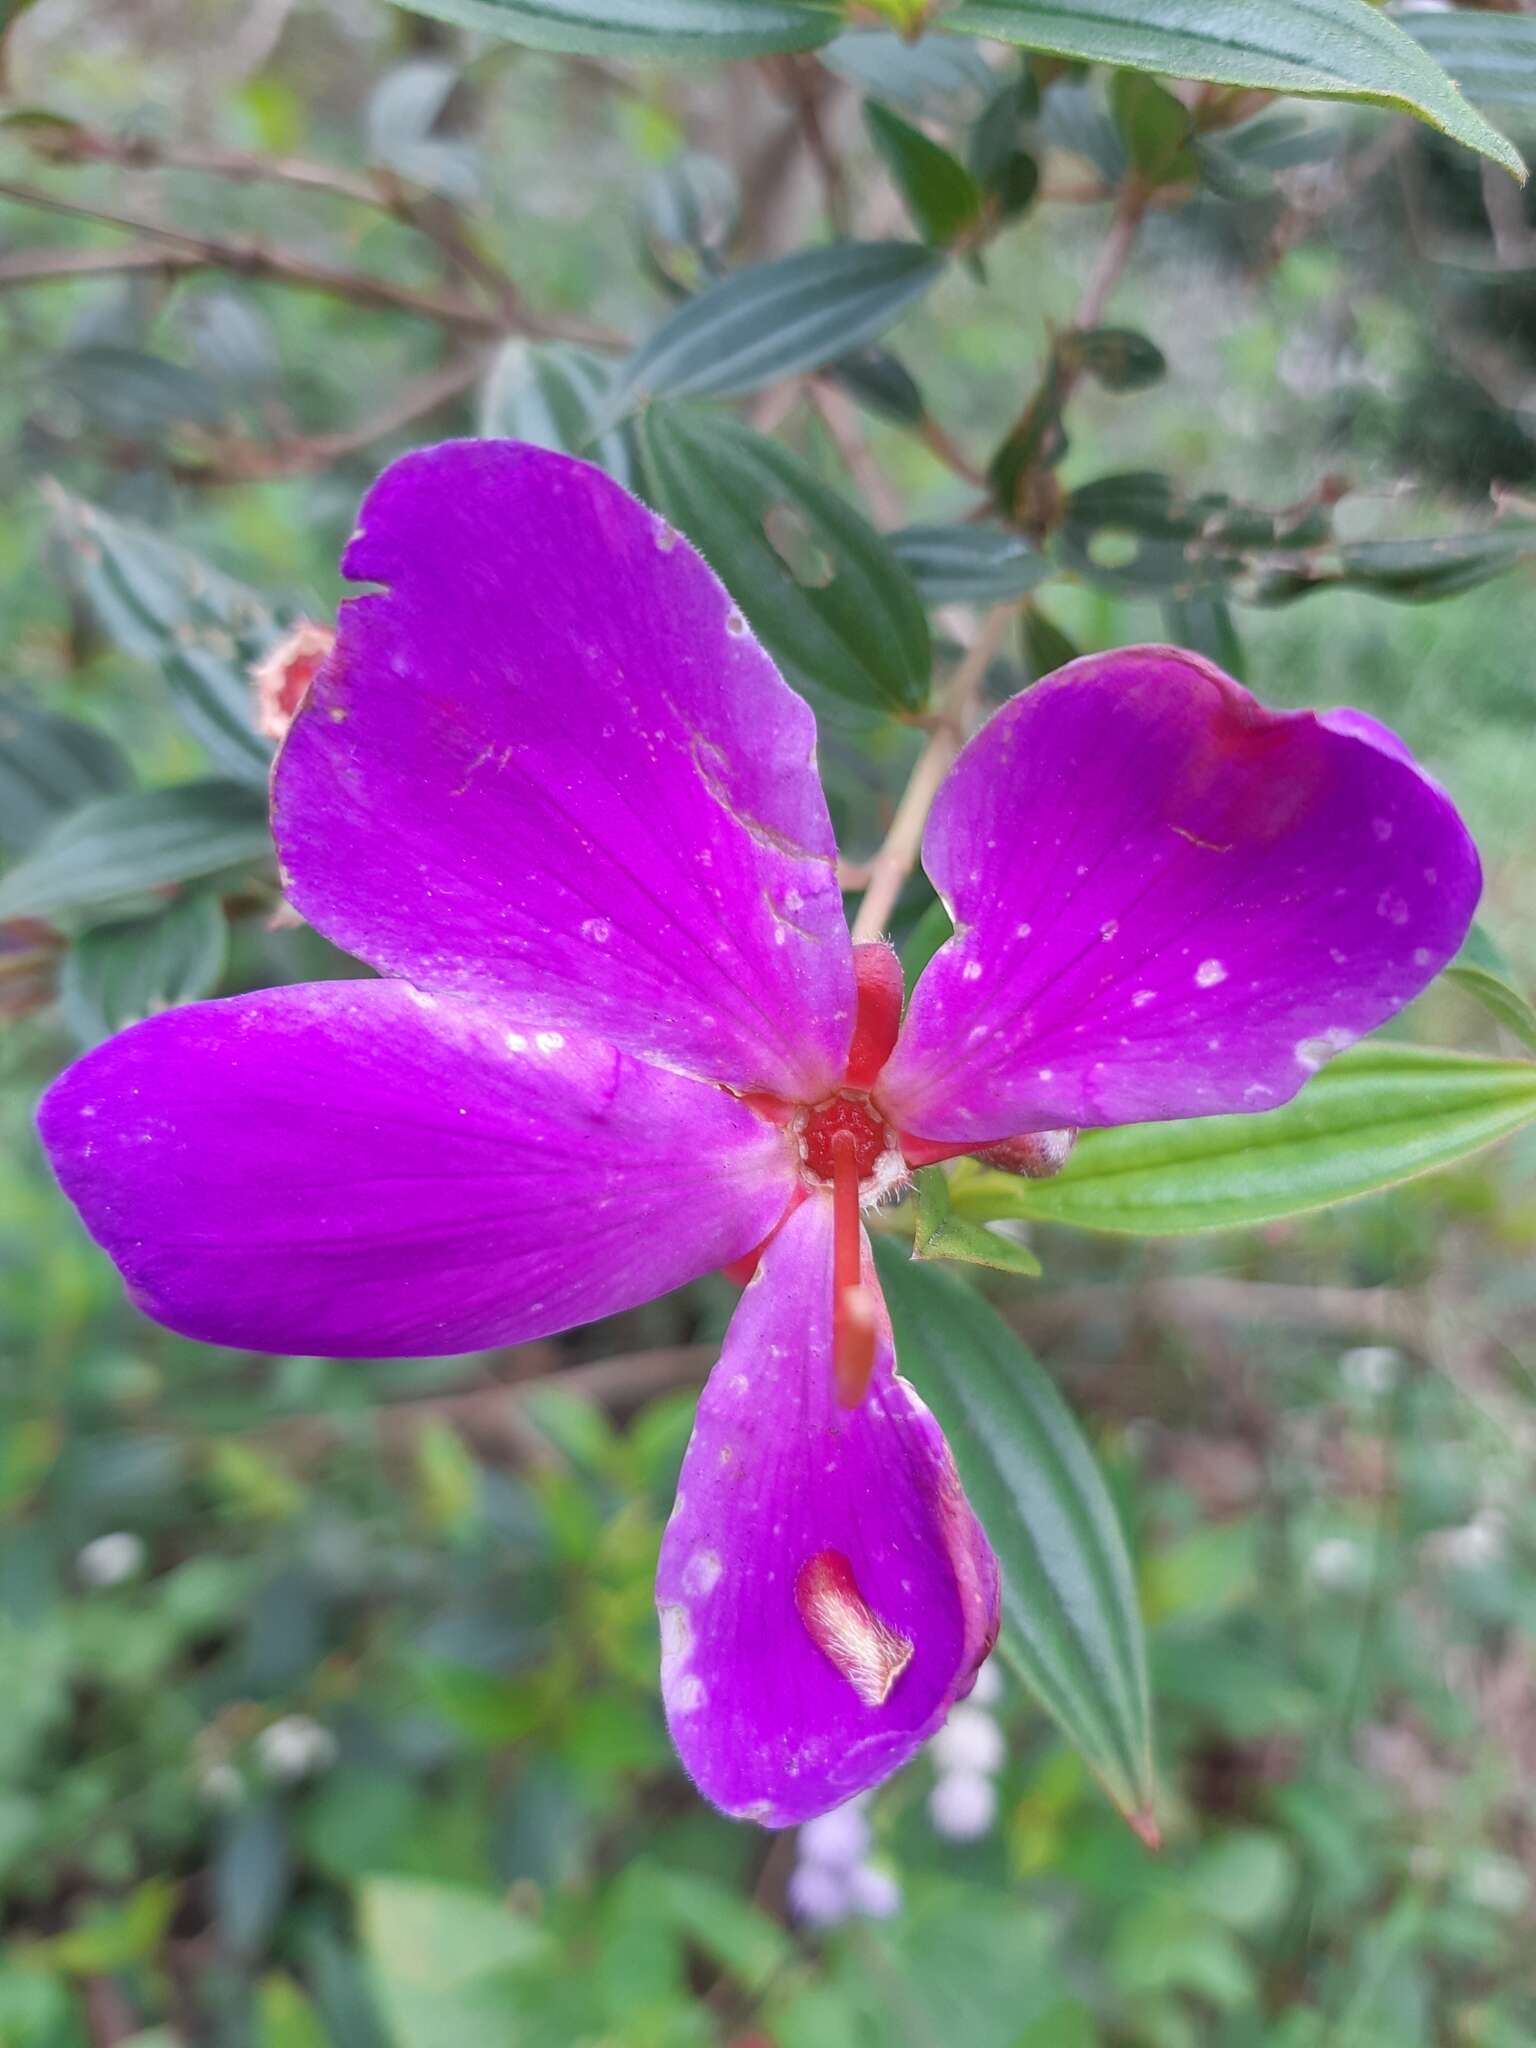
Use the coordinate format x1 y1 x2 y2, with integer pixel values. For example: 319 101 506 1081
830 1128 876 1407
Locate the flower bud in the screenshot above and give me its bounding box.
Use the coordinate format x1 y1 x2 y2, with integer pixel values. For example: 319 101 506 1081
974 1129 1077 1178
928 1770 998 1841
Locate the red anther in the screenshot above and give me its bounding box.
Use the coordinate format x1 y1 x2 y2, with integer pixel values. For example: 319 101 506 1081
896 1131 976 1169
830 1129 876 1407
845 942 904 1090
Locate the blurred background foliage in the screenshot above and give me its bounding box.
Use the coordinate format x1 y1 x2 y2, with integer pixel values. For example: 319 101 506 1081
3 1 1536 2044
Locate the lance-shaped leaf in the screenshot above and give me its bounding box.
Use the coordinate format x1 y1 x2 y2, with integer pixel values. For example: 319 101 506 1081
0 692 131 854
823 29 998 118
61 891 229 1047
948 1044 1536 1238
478 340 636 490
943 0 1524 178
607 242 944 412
890 522 1050 606
865 102 985 248
640 404 931 713
875 1242 1156 1834
1248 526 1536 605
47 489 279 784
912 1166 1042 1278
385 0 836 59
0 781 272 922
1445 925 1536 1056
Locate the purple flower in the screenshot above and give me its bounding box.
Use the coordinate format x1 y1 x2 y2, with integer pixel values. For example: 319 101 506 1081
38 442 1479 1826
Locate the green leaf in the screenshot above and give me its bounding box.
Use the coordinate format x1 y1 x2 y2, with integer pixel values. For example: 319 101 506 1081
360 1877 549 2048
1401 11 1536 119
824 29 998 119
61 892 229 1046
389 0 836 57
889 521 1050 605
607 241 944 412
48 488 279 784
949 1043 1536 1237
1065 325 1167 392
639 404 931 713
0 692 131 853
943 0 1525 178
1110 70 1196 185
900 895 953 986
1021 604 1079 680
865 102 985 247
0 781 271 921
1161 591 1246 680
1445 924 1536 1055
478 339 636 489
827 345 927 427
912 1166 1043 1277
875 1242 1155 1828
1249 525 1536 605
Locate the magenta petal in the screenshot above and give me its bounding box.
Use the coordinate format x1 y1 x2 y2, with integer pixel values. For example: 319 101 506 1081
273 441 855 1101
656 1199 999 1826
877 647 1481 1143
38 981 795 1357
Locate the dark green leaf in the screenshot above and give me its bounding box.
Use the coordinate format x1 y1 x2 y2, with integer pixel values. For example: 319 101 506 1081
640 404 931 713
826 345 927 427
948 1044 1536 1237
639 151 739 292
61 892 229 1046
215 1803 292 1961
607 242 944 411
1401 11 1536 119
1110 70 1196 185
48 488 278 783
866 102 985 248
876 1242 1156 1828
1021 604 1079 680
970 73 1040 186
943 0 1524 176
900 894 952 986
912 1166 1043 1277
52 346 228 436
0 692 131 854
889 521 1051 605
0 781 272 921
1065 325 1167 391
823 30 998 119
1249 526 1536 605
478 340 636 490
385 0 837 59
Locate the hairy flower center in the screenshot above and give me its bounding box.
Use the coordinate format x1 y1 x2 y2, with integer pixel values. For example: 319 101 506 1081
797 1091 892 1188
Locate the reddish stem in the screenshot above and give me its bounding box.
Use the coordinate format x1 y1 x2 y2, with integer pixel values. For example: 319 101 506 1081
831 1129 876 1407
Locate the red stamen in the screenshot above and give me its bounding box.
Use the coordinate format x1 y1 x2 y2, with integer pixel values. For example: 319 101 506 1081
830 1128 876 1407
896 1131 977 1168
846 942 904 1090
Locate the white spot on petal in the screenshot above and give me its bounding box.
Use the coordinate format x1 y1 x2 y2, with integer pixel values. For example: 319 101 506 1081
535 1030 565 1053
1377 891 1409 926
683 1549 723 1598
1195 959 1227 988
961 959 983 982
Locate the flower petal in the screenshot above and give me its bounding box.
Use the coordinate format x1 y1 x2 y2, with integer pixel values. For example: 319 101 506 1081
274 441 854 1101
39 980 795 1356
656 1199 999 1826
877 648 1481 1143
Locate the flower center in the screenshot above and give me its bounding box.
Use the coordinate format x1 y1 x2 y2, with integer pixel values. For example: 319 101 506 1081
797 1090 892 1188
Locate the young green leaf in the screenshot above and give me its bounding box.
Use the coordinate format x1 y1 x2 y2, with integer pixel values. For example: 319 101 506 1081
639 404 931 713
943 0 1524 178
1109 71 1196 186
912 1166 1043 1278
865 102 985 248
875 1242 1156 1833
948 1044 1536 1237
607 242 945 412
0 781 272 921
61 892 229 1047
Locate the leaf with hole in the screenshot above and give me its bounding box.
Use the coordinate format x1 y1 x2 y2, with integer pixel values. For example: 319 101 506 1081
875 1242 1155 1831
947 1044 1536 1237
606 241 945 413
640 404 931 714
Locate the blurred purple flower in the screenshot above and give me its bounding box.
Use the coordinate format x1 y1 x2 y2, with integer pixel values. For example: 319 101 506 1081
39 443 1480 1825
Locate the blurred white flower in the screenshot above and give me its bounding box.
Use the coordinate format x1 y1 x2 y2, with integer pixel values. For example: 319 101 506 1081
255 1715 339 1783
786 1860 850 1927
197 1761 245 1810
797 1801 870 1871
1308 1535 1370 1590
1340 1346 1402 1397
846 1862 902 1919
76 1531 146 1588
1462 1852 1530 1916
931 1704 1007 1777
969 1658 1003 1708
928 1770 998 1841
1439 1513 1505 1570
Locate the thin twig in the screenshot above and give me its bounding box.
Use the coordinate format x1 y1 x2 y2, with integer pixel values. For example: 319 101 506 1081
849 604 1016 944
810 379 904 528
